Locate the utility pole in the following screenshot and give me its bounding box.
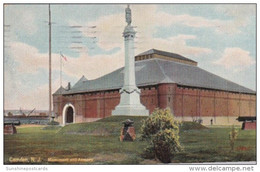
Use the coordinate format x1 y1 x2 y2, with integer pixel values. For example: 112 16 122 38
48 4 52 119
60 52 62 87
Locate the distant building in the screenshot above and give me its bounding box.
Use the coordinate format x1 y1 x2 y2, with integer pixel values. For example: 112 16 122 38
53 49 256 126
3 109 48 116
4 109 50 125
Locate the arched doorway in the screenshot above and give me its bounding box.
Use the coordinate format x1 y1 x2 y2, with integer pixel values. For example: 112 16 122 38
62 103 75 125
66 107 74 123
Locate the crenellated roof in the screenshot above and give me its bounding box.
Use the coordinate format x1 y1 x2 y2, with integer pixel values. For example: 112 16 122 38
135 49 197 66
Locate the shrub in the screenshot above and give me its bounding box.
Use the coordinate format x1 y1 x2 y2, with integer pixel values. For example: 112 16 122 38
153 129 182 163
140 108 182 163
7 112 13 116
229 125 238 151
141 108 179 139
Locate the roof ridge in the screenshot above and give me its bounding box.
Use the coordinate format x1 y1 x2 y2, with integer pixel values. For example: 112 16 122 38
72 75 88 89
53 86 66 95
154 59 173 83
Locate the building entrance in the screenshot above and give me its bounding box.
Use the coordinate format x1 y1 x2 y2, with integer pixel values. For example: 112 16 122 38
66 106 74 123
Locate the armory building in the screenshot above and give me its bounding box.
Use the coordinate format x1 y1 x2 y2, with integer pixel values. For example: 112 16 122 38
53 49 256 126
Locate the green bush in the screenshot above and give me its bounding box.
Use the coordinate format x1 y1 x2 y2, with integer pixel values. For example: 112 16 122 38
141 108 179 138
140 108 182 163
153 129 182 163
229 125 238 151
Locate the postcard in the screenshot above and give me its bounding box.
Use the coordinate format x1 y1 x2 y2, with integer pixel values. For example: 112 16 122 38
2 2 257 171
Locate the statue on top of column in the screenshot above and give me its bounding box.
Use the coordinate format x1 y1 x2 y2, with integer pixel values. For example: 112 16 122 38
125 4 132 26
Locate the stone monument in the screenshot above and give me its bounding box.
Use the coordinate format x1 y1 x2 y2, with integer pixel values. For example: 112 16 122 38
112 5 149 116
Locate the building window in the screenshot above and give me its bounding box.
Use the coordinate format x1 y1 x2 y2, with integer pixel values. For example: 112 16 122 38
168 97 171 102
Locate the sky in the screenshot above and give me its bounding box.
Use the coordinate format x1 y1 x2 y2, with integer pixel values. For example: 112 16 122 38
3 4 256 110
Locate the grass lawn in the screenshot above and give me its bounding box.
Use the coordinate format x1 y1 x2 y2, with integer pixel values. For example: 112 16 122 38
4 116 256 164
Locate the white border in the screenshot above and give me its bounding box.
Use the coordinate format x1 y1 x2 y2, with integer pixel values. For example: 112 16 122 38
1 1 259 172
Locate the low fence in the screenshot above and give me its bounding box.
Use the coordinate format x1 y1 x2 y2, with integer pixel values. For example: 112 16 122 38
4 116 50 125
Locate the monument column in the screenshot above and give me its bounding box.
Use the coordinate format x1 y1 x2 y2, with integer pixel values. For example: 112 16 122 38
112 5 149 116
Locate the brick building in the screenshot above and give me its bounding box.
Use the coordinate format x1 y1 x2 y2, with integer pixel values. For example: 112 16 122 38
53 49 256 126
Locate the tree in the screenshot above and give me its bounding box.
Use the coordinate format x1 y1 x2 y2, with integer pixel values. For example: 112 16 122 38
7 112 13 117
140 108 182 163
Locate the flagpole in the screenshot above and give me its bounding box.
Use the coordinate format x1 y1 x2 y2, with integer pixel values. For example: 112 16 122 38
60 52 62 88
48 4 52 119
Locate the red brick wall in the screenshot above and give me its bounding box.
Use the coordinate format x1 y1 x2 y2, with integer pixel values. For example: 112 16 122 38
172 85 256 118
53 83 256 123
157 84 176 111
140 86 158 113
53 86 159 121
81 91 121 118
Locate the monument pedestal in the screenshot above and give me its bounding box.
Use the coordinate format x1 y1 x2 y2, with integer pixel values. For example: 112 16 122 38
112 88 149 116
112 104 149 116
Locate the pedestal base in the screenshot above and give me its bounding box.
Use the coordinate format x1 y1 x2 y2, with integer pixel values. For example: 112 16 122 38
112 104 149 116
112 88 149 116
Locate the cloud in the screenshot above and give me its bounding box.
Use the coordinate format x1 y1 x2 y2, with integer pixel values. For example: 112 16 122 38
134 34 212 58
5 5 38 35
62 49 124 80
214 47 255 72
80 5 213 58
4 78 61 110
86 14 125 51
214 4 255 34
7 40 125 79
7 42 49 74
216 4 255 20
134 4 255 35
156 10 249 35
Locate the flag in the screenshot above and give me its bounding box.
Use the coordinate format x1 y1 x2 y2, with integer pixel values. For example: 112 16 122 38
60 52 67 61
